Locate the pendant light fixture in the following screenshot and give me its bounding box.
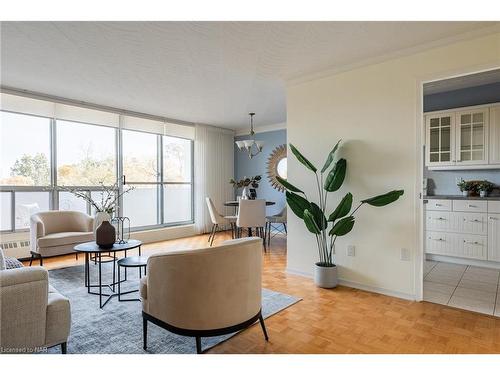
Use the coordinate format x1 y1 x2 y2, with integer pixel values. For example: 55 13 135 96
235 112 264 159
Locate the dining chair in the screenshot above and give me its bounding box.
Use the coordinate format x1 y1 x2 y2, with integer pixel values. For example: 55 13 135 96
236 199 267 251
205 197 237 246
266 206 287 246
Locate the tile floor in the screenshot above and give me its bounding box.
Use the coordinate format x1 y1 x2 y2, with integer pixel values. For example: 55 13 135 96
423 260 500 317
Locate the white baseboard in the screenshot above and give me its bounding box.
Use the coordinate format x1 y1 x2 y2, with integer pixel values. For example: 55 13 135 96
426 254 500 270
286 267 416 301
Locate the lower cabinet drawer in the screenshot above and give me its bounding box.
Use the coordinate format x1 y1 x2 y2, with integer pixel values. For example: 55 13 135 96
426 231 487 260
426 212 487 235
456 234 488 260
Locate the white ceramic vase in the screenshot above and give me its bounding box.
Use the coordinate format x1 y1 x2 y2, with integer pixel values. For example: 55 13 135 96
94 211 111 235
314 263 338 288
241 187 250 200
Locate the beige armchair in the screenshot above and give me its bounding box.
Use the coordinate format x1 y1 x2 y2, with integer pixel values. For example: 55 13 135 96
140 237 268 353
30 211 94 265
0 267 71 353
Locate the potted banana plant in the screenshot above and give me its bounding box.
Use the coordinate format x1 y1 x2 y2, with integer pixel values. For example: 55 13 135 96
277 140 404 288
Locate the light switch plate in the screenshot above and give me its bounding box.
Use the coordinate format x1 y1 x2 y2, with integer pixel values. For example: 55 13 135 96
347 245 355 257
400 248 411 261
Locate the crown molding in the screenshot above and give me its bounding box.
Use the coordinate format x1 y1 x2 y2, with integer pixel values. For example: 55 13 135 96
286 23 500 87
235 122 287 136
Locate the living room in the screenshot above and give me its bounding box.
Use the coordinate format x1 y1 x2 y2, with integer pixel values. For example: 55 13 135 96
1 1 500 373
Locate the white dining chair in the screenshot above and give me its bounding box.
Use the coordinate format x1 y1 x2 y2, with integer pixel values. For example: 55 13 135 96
206 197 237 246
236 199 267 251
266 206 287 246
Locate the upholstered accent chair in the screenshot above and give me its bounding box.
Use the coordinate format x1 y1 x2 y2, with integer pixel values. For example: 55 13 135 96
140 237 268 354
30 211 94 265
0 266 71 353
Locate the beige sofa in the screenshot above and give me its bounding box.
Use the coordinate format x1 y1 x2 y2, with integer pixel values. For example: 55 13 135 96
0 266 71 353
30 211 94 265
140 237 268 353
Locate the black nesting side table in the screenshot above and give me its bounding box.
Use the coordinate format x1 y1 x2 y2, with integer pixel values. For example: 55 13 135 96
117 256 148 302
73 240 142 308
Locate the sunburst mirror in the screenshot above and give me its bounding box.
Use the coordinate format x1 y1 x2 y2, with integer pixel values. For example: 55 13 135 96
266 144 287 192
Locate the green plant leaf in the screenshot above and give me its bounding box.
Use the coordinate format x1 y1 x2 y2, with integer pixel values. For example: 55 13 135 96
303 209 321 234
309 202 328 230
329 216 355 236
361 190 404 207
324 158 346 192
276 176 304 193
289 143 317 173
328 193 353 222
286 191 310 219
321 140 341 173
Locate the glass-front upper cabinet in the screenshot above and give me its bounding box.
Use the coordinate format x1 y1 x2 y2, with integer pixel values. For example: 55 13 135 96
455 108 489 165
426 113 455 166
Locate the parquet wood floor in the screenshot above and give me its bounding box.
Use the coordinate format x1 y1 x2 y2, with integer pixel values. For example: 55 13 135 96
25 231 500 353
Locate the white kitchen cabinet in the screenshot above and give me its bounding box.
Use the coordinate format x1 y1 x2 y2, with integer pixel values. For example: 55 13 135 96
488 214 500 262
425 103 500 169
489 104 500 165
425 199 496 262
455 108 489 165
426 112 455 167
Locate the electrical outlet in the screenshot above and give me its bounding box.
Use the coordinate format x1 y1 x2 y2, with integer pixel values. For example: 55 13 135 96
400 248 411 261
347 245 355 257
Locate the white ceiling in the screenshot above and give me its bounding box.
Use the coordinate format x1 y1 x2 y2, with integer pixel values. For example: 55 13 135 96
424 68 500 95
1 22 496 129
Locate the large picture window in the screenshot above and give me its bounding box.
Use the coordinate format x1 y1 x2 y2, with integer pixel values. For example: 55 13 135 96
1 100 194 233
57 120 116 186
0 112 51 186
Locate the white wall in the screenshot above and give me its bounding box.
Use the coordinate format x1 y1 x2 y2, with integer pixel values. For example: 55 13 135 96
286 32 500 299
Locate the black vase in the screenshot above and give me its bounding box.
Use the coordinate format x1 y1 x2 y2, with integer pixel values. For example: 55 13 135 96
96 220 116 249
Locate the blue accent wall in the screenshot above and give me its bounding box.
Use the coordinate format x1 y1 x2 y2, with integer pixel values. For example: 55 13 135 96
423 82 500 195
424 82 500 112
234 129 286 215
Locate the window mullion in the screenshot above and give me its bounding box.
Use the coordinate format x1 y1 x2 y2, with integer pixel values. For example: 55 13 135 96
51 118 58 210
158 135 163 225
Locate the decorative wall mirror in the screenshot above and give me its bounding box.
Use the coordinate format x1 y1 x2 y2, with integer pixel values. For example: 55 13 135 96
266 144 287 192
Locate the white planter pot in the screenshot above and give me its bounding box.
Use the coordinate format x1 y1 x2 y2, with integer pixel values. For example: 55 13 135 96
480 190 487 198
314 263 338 288
94 212 111 235
462 191 469 197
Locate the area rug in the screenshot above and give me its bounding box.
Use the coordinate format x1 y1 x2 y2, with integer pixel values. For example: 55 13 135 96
47 262 301 354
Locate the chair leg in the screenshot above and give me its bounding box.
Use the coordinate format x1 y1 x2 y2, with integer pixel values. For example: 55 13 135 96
61 342 67 354
29 253 34 266
258 313 269 341
283 223 287 234
75 253 78 260
261 227 267 252
267 222 271 246
40 256 43 266
195 337 202 354
143 317 148 350
210 224 218 246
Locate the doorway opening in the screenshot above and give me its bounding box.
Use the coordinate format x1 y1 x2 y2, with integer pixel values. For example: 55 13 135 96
421 68 500 317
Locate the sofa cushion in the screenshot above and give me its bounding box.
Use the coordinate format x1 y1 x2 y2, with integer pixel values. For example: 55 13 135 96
5 257 23 269
38 231 94 248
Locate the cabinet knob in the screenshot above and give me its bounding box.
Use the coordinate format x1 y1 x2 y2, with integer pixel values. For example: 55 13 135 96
489 216 498 220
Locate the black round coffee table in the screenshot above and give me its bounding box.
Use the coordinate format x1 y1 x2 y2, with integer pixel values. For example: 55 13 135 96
117 256 148 302
73 240 142 308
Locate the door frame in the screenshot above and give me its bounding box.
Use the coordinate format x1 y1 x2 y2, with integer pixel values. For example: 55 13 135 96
414 64 500 301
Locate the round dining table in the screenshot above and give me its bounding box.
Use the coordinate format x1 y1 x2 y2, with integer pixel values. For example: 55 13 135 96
224 200 275 207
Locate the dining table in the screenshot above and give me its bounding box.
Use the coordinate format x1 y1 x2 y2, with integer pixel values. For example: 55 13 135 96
224 200 275 207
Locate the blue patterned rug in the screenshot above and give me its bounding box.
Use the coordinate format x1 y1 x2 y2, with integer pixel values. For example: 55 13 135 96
47 263 300 354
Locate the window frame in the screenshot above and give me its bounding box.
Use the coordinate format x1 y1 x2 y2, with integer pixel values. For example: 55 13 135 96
0 109 194 233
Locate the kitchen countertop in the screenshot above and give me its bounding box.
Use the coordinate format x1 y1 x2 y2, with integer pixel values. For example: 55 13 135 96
424 195 500 201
